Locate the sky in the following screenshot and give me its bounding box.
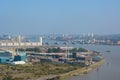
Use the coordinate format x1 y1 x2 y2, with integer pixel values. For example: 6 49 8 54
0 0 120 35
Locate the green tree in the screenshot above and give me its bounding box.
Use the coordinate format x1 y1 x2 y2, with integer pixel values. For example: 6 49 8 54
25 47 41 52
47 48 53 53
78 48 88 52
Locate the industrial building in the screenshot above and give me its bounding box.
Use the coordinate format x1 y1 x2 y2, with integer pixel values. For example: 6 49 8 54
14 51 26 61
0 50 14 63
0 50 27 64
27 51 103 66
0 50 14 58
0 57 12 63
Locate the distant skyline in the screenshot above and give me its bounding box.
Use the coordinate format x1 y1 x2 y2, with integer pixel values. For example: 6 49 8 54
0 0 120 35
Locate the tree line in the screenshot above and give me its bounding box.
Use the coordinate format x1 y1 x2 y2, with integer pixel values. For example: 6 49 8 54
16 47 88 53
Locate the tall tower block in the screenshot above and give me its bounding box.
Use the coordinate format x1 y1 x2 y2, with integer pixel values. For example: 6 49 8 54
18 35 22 43
39 37 42 46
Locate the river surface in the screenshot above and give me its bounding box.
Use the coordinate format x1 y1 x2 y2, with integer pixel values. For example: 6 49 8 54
66 44 120 80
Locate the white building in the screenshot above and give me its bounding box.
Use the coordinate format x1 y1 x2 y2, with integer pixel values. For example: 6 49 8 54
0 36 42 47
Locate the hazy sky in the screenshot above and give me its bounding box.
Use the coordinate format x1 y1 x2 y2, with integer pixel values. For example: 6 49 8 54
0 0 120 35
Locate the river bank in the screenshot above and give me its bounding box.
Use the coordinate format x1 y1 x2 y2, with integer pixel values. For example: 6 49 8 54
59 60 104 80
44 59 104 80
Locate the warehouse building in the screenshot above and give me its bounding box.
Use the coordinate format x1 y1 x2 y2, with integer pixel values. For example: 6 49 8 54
0 50 14 63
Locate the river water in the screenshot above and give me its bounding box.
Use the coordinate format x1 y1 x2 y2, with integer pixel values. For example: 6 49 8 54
66 44 120 80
